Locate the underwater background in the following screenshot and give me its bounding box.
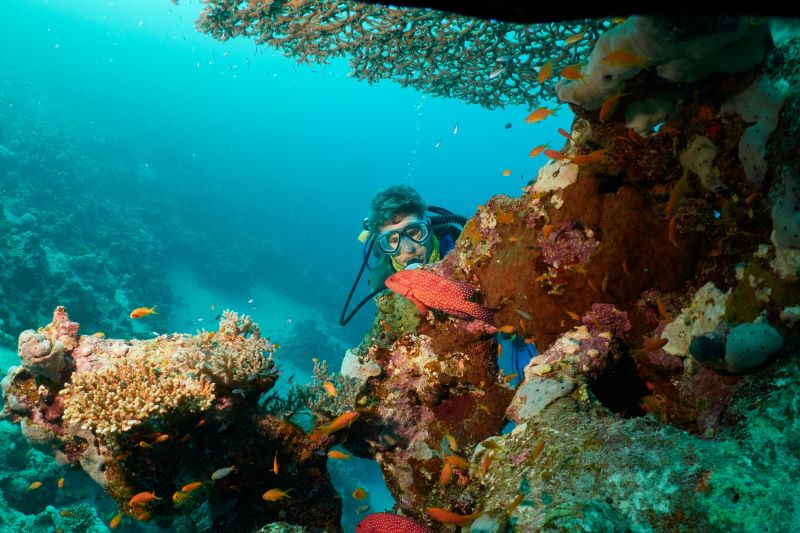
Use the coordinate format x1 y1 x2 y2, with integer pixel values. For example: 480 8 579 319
2 2 799 533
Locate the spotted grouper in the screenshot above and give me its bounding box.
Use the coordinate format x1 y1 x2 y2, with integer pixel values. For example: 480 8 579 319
356 512 432 533
385 269 491 320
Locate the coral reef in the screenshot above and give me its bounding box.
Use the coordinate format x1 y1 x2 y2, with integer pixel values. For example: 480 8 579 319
2 308 343 532
315 14 800 531
193 0 611 109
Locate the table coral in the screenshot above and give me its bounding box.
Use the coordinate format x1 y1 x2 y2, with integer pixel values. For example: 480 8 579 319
193 0 611 109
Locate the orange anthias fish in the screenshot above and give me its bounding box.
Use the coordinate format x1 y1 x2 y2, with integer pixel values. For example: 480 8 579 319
352 487 368 500
273 451 279 475
445 455 469 469
322 381 338 397
385 269 491 321
327 450 352 460
525 107 558 124
263 488 292 501
28 481 43 490
130 306 158 319
571 149 606 165
665 173 688 217
502 169 512 177
310 410 360 441
599 93 626 122
603 50 649 67
110 511 123 529
529 144 549 158
181 481 204 493
560 64 584 81
439 462 453 485
543 149 566 160
129 491 161 506
632 337 669 356
426 508 481 526
498 325 515 334
537 60 554 84
57 477 64 489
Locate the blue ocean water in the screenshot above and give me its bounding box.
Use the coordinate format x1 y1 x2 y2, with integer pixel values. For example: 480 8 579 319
0 1 573 531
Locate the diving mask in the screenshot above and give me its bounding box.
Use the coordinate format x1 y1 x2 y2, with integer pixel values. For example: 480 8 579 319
377 219 431 255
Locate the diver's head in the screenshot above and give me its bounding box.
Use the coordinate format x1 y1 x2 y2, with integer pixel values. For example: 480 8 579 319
377 214 431 268
367 185 431 269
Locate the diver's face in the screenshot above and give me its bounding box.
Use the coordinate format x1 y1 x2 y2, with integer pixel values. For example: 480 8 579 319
379 213 429 269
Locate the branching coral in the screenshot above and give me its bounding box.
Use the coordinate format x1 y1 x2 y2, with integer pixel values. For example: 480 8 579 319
169 310 277 390
305 359 360 417
192 0 610 109
61 354 215 435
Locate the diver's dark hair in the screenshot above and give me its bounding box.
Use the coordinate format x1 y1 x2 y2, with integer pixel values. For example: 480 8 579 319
366 185 427 234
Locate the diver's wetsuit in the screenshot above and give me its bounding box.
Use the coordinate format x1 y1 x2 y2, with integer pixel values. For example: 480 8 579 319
367 223 461 292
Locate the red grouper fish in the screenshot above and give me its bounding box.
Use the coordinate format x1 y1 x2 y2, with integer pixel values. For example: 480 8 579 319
385 269 492 320
357 513 432 533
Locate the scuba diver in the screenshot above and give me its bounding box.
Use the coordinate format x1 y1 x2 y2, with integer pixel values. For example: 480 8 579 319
339 185 463 327
340 184 536 377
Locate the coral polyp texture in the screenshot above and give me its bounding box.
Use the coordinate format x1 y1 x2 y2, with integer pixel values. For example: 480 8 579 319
61 356 216 435
192 0 611 108
2 307 343 532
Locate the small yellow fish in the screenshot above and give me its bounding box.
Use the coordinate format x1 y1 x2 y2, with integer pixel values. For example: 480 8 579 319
129 306 158 319
263 488 292 501
327 450 352 460
57 477 64 489
564 32 585 45
211 466 236 480
172 491 192 504
60 510 73 517
110 511 123 529
502 169 512 177
537 60 554 84
352 487 368 500
322 381 338 398
28 481 42 490
482 439 503 451
92 332 105 338
444 432 458 452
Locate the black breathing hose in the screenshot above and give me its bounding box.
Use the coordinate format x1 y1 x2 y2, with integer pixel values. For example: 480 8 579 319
339 207 467 327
